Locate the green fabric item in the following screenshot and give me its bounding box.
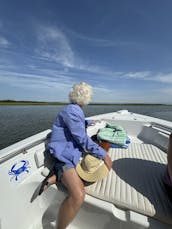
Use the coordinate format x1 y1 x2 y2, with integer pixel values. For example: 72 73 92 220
106 123 124 131
97 125 127 146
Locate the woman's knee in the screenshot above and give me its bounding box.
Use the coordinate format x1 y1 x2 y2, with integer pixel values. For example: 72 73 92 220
62 168 85 205
70 187 85 206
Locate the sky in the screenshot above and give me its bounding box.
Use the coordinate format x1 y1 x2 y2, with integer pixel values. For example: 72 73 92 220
0 0 172 104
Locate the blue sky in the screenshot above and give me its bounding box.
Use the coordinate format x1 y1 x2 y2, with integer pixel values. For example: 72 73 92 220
0 0 172 104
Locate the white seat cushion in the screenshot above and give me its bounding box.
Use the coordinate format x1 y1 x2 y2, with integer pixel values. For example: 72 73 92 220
85 143 172 226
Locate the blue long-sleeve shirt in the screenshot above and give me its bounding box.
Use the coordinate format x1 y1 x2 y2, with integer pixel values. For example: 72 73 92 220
48 104 106 167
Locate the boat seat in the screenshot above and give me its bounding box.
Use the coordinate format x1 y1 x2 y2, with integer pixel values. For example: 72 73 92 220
85 143 172 226
35 142 172 226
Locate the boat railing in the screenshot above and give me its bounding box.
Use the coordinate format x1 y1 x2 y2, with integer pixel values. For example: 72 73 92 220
151 122 172 135
0 129 51 164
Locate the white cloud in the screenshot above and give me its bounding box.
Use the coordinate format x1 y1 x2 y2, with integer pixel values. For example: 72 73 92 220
0 68 81 101
1 67 172 103
120 71 172 84
64 27 136 47
0 69 76 89
34 25 115 77
93 84 152 103
124 71 151 79
35 26 74 68
156 73 172 84
34 25 133 76
0 36 10 47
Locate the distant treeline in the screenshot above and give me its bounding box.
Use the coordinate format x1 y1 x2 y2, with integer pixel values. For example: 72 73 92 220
0 100 67 105
0 100 168 106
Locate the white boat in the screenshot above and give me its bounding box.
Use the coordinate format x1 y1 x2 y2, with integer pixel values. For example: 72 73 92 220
0 110 172 229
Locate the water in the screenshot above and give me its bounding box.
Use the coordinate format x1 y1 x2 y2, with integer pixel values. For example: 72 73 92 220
0 105 172 150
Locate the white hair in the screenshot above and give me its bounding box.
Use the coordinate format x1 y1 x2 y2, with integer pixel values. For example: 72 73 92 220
69 82 93 106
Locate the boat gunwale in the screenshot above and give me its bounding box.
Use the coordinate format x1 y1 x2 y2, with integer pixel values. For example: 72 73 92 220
0 129 51 164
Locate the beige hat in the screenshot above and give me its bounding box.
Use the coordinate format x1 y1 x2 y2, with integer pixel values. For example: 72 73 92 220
76 154 109 182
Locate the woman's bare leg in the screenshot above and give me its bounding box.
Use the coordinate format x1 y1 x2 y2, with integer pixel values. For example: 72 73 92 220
167 133 172 182
56 168 85 229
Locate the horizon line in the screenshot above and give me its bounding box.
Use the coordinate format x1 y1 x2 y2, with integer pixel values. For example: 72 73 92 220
0 100 171 106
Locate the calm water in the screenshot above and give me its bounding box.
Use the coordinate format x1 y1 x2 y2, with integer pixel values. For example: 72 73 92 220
0 105 172 150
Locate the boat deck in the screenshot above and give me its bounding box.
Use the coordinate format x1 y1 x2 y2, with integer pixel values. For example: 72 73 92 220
1 113 172 229
85 142 172 226
28 140 172 229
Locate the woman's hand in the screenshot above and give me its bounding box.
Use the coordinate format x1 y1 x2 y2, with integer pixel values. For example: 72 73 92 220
99 141 111 152
103 154 112 171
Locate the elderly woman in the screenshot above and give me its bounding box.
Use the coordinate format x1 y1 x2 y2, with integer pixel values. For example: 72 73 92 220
40 82 112 229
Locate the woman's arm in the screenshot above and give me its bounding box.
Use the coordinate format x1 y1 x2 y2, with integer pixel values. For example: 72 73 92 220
63 109 106 159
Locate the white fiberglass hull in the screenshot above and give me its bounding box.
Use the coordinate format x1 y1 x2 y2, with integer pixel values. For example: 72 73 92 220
0 110 172 229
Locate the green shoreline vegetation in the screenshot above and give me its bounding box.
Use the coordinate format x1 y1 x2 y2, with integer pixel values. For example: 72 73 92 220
0 100 170 106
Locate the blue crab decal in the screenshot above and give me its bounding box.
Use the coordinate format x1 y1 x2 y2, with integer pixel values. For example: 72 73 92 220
8 160 30 181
